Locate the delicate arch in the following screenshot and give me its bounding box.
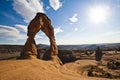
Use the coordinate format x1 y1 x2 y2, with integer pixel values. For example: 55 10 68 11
18 13 62 65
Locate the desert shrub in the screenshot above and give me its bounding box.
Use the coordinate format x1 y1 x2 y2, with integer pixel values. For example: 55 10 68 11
107 59 120 70
87 65 112 78
84 50 94 56
58 50 76 64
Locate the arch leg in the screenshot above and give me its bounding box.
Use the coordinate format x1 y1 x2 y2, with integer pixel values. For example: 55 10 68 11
18 37 37 59
42 25 63 65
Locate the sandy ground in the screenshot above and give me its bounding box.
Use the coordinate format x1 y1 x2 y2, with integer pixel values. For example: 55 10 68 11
0 59 119 80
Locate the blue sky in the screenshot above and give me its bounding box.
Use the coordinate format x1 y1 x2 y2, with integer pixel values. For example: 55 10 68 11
0 0 120 45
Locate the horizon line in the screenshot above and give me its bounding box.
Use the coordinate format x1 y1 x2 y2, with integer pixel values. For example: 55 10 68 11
0 42 120 45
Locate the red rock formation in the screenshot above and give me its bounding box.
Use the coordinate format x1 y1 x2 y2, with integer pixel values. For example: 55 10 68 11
19 13 62 64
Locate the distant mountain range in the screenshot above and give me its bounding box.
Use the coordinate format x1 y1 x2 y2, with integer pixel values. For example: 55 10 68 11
37 43 120 50
57 43 120 50
0 43 120 53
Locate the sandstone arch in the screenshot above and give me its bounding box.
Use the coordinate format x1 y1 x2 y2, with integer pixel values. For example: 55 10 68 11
19 13 62 64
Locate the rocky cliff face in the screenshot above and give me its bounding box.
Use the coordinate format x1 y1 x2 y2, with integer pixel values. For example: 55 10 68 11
0 45 23 53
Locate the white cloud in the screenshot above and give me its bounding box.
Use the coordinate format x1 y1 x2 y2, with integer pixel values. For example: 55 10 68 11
49 0 62 10
15 24 44 39
0 24 44 41
13 0 44 23
54 27 63 34
2 12 15 20
15 24 27 33
74 28 78 31
46 6 50 10
0 25 26 41
35 35 43 39
69 13 78 23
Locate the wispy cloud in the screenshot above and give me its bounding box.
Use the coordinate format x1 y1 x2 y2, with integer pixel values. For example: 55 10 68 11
15 24 27 33
13 0 44 23
46 6 50 10
0 25 26 41
0 24 45 41
49 0 62 10
2 12 15 20
35 35 43 39
54 27 63 34
69 13 78 23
